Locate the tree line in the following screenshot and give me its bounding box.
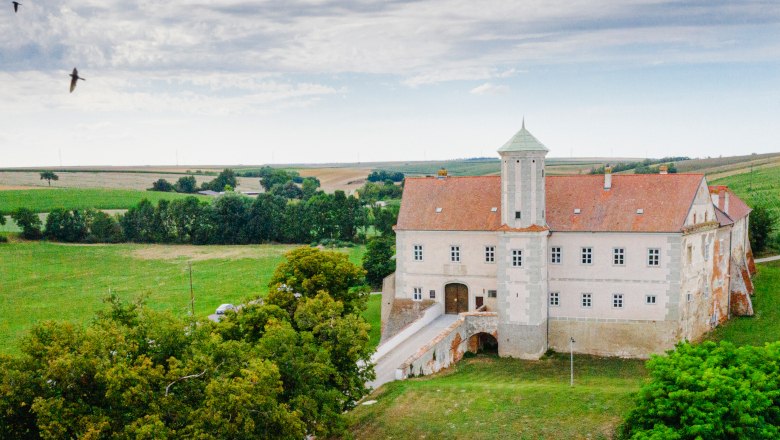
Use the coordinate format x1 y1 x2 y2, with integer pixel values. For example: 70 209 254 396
6 191 397 246
149 169 238 193
589 157 688 175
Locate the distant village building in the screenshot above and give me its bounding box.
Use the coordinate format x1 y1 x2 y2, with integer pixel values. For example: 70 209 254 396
383 124 755 359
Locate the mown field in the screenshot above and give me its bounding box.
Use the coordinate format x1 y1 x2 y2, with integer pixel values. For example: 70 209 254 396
0 241 369 354
0 188 209 213
349 263 780 439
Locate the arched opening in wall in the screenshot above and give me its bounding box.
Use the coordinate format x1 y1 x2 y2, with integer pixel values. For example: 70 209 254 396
468 332 498 355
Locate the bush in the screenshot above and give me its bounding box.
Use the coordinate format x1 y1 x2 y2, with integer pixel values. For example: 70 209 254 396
174 175 198 193
0 234 8 243
749 205 775 253
363 236 395 288
148 178 175 192
10 207 42 240
620 341 780 439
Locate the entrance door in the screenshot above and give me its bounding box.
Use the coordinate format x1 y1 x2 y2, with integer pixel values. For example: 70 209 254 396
445 283 469 314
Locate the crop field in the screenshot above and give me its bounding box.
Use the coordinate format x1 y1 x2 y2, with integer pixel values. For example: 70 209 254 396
0 188 210 213
0 241 367 354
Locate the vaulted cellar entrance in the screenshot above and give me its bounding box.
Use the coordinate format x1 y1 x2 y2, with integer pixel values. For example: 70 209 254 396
444 283 468 314
468 332 498 354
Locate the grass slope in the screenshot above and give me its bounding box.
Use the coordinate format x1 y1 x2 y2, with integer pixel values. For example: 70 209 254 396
349 354 646 439
0 188 207 213
0 241 366 354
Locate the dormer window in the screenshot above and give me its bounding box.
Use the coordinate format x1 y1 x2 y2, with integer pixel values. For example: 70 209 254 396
435 207 442 213
491 207 498 212
574 208 581 214
636 209 644 214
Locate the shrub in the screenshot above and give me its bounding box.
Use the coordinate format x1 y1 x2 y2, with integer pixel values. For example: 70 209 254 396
749 205 775 253
10 207 42 240
149 178 175 192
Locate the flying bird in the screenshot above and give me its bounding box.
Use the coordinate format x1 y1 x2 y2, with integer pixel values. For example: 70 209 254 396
12 1 21 13
69 68 85 93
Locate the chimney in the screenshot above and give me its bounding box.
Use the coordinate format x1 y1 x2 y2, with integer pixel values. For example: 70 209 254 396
604 165 612 190
659 165 668 175
437 168 448 179
724 190 730 214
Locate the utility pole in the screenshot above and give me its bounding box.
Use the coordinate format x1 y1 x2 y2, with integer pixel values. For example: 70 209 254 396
570 337 575 387
189 263 195 317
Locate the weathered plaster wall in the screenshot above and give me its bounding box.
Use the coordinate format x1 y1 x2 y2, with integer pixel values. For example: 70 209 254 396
548 319 679 358
397 312 498 379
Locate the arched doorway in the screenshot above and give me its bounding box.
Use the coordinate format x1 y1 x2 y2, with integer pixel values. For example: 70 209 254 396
445 283 468 314
468 332 498 354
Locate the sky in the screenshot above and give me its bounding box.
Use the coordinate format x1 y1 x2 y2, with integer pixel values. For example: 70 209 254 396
1 0 779 167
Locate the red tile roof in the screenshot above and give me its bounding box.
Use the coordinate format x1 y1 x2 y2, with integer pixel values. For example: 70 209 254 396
709 186 751 221
396 176 502 231
397 174 716 233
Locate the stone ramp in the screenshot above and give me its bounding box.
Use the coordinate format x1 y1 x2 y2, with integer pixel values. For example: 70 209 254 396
369 314 460 389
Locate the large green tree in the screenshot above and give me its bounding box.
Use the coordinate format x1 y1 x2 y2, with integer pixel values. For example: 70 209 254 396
363 236 396 288
174 175 198 193
620 341 780 439
749 205 775 253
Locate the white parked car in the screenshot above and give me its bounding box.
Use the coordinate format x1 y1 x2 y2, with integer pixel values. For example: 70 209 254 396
215 304 236 315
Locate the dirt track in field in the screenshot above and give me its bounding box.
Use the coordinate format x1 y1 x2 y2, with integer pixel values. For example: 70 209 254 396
131 244 300 261
298 167 371 193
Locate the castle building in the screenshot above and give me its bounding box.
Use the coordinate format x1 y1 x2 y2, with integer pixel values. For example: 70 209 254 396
385 124 755 358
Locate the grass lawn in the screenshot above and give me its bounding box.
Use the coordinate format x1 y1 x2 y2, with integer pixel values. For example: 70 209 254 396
707 262 780 346
365 294 382 350
348 354 646 439
0 188 208 213
0 241 366 354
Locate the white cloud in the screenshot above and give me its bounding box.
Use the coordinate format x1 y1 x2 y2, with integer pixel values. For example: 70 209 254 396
469 82 509 95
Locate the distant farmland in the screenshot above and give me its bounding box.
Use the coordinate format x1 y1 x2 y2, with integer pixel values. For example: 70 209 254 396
0 188 209 213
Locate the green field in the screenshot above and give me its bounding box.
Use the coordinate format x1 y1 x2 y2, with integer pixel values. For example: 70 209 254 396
349 354 646 439
349 263 780 439
0 188 209 213
711 165 780 215
0 241 366 354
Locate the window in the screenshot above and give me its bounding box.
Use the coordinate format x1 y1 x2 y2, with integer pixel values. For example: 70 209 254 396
515 211 522 219
450 245 460 263
581 293 592 308
487 289 497 298
485 246 495 263
413 244 423 261
550 247 561 264
704 241 710 261
549 292 560 306
646 295 657 305
686 293 693 303
648 248 660 266
413 287 422 301
512 249 523 267
581 247 593 265
613 293 624 308
429 289 436 299
686 245 692 264
613 248 625 266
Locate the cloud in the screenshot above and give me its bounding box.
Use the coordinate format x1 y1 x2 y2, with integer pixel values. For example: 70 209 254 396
469 82 509 95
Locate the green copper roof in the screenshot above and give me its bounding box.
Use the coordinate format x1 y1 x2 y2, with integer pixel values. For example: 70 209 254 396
497 121 549 152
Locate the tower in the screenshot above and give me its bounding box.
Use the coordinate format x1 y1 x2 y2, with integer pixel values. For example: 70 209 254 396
496 122 550 359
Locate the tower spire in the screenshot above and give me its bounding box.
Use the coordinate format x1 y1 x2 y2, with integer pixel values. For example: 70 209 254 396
522 116 525 129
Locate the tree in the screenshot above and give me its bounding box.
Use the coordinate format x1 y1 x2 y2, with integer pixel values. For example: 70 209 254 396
301 177 320 200
267 247 368 315
749 205 775 253
270 181 303 200
620 341 780 439
201 169 238 192
39 171 58 186
363 236 396 288
44 208 87 242
174 175 198 193
10 207 42 239
372 205 399 236
211 193 252 244
85 210 123 243
149 178 175 192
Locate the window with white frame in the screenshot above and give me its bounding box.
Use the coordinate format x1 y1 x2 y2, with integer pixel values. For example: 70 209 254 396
549 292 560 306
413 244 423 261
613 293 624 308
613 248 625 266
450 245 460 263
645 294 657 305
512 249 523 267
581 293 592 308
485 246 495 263
413 287 422 301
581 247 593 265
550 247 561 264
487 289 497 298
648 248 660 266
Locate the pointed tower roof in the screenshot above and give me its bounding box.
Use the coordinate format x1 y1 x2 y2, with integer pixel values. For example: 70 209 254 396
497 120 549 153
